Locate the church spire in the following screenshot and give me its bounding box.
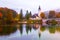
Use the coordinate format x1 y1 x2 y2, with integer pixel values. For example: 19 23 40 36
38 6 41 11
38 5 42 19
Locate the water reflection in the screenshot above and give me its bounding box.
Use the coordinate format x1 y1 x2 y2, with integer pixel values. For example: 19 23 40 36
40 25 60 34
40 25 46 32
38 32 41 38
56 27 60 32
19 24 23 35
0 24 60 40
18 24 60 37
48 26 60 33
49 26 55 33
0 24 17 36
26 24 32 34
32 24 39 30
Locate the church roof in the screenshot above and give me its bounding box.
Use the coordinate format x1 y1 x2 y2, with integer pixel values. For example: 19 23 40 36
31 14 39 18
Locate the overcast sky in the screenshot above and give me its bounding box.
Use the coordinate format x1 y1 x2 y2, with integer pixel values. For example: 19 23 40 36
0 0 60 14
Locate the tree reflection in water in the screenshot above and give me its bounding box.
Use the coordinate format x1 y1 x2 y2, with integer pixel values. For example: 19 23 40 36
40 25 56 34
48 26 60 34
48 26 56 34
39 25 60 34
38 30 41 38
56 27 60 32
26 24 32 34
0 24 17 36
10 24 60 38
16 24 60 38
19 24 23 35
40 25 46 32
1 24 60 39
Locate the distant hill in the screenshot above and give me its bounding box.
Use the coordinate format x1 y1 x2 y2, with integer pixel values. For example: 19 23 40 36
55 9 60 12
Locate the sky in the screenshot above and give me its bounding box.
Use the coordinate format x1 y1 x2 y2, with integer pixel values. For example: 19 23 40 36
0 0 60 14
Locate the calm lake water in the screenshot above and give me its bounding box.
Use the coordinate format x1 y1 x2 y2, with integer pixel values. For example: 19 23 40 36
0 24 60 40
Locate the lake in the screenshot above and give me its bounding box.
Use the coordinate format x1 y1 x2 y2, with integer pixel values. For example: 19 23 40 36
0 24 60 40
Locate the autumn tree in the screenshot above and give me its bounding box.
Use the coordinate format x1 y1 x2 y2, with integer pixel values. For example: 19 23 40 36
0 12 2 19
7 11 13 21
6 9 17 23
40 12 45 19
56 12 60 18
0 7 17 19
0 7 17 24
15 14 20 21
48 10 56 18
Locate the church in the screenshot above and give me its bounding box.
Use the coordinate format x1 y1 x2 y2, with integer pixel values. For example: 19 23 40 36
29 6 42 20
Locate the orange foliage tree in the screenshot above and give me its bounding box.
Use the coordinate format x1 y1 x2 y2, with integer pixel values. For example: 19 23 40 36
0 7 17 20
40 12 45 18
48 10 56 18
56 12 60 18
